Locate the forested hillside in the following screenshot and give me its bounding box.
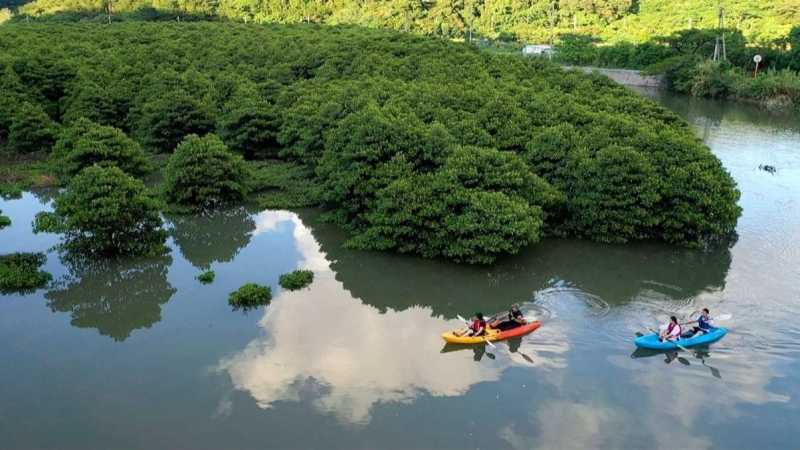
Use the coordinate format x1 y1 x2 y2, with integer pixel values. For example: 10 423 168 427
8 0 798 44
0 23 741 263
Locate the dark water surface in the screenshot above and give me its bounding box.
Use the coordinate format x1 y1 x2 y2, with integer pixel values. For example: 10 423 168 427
1 94 799 450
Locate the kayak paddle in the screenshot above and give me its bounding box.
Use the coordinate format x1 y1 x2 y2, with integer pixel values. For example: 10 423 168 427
456 314 496 348
646 327 693 354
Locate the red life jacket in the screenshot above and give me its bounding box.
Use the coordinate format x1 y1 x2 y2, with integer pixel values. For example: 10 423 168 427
471 319 485 331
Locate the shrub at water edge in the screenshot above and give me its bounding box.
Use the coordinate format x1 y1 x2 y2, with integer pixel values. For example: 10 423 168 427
164 134 249 210
34 165 166 256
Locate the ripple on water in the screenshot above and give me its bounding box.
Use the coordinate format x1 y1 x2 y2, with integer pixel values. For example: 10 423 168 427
533 286 611 318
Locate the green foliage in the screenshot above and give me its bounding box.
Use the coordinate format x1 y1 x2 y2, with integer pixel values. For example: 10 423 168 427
0 157 56 194
35 165 166 256
6 101 57 155
0 213 10 228
0 252 52 293
568 146 660 242
250 160 322 209
278 269 314 290
51 118 151 181
351 150 547 264
736 69 800 107
196 270 215 284
228 282 271 309
555 25 800 109
164 134 250 209
1 22 742 263
134 90 215 153
14 0 798 45
219 91 279 159
62 81 123 126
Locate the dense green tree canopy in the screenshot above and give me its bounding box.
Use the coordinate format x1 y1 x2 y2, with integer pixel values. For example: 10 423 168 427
51 118 151 180
6 101 57 154
35 165 167 255
164 133 250 209
4 22 741 263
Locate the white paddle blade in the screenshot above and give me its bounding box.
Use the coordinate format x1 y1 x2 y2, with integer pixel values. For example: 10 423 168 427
485 338 496 348
715 314 732 321
456 314 468 324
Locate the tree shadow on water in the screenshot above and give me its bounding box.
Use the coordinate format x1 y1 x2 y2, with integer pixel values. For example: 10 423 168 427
166 205 256 270
45 252 176 341
300 209 734 317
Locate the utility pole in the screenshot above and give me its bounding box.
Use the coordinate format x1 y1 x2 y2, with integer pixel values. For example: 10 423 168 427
721 6 727 61
712 6 727 61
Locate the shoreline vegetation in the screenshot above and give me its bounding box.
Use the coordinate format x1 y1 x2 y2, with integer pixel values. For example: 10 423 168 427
1 21 741 265
2 1 796 108
551 29 800 111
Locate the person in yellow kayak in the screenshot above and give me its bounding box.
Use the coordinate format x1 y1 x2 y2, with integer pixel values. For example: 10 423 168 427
455 312 486 337
489 304 526 331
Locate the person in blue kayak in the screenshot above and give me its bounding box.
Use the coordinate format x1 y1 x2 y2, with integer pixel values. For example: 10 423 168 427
489 304 526 331
455 313 486 337
659 316 682 342
686 308 715 337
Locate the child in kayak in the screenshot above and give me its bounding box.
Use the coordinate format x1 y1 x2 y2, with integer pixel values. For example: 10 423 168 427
489 305 526 331
455 313 486 337
659 316 682 342
686 308 715 337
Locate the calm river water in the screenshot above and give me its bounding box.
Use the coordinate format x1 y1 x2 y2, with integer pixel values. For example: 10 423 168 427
1 94 799 450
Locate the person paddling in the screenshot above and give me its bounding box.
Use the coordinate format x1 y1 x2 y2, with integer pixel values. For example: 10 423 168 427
455 313 486 337
686 308 715 337
490 304 526 331
659 316 682 342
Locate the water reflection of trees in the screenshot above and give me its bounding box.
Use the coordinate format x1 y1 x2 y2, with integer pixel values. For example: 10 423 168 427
167 206 256 269
299 211 732 316
45 254 176 341
643 90 800 135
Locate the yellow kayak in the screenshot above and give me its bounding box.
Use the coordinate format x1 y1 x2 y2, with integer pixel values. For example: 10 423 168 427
441 321 541 344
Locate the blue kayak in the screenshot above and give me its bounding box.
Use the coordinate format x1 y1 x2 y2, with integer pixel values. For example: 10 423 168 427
634 327 728 350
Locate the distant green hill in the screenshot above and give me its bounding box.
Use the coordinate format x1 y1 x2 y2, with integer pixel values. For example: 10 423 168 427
11 0 799 44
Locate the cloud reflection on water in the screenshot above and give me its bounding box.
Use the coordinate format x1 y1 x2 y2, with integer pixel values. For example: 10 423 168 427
219 211 567 424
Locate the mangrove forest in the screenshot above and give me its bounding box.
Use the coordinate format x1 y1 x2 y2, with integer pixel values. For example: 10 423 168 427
0 22 741 263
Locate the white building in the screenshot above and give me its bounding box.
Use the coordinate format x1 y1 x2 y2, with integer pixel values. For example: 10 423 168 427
522 44 554 57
